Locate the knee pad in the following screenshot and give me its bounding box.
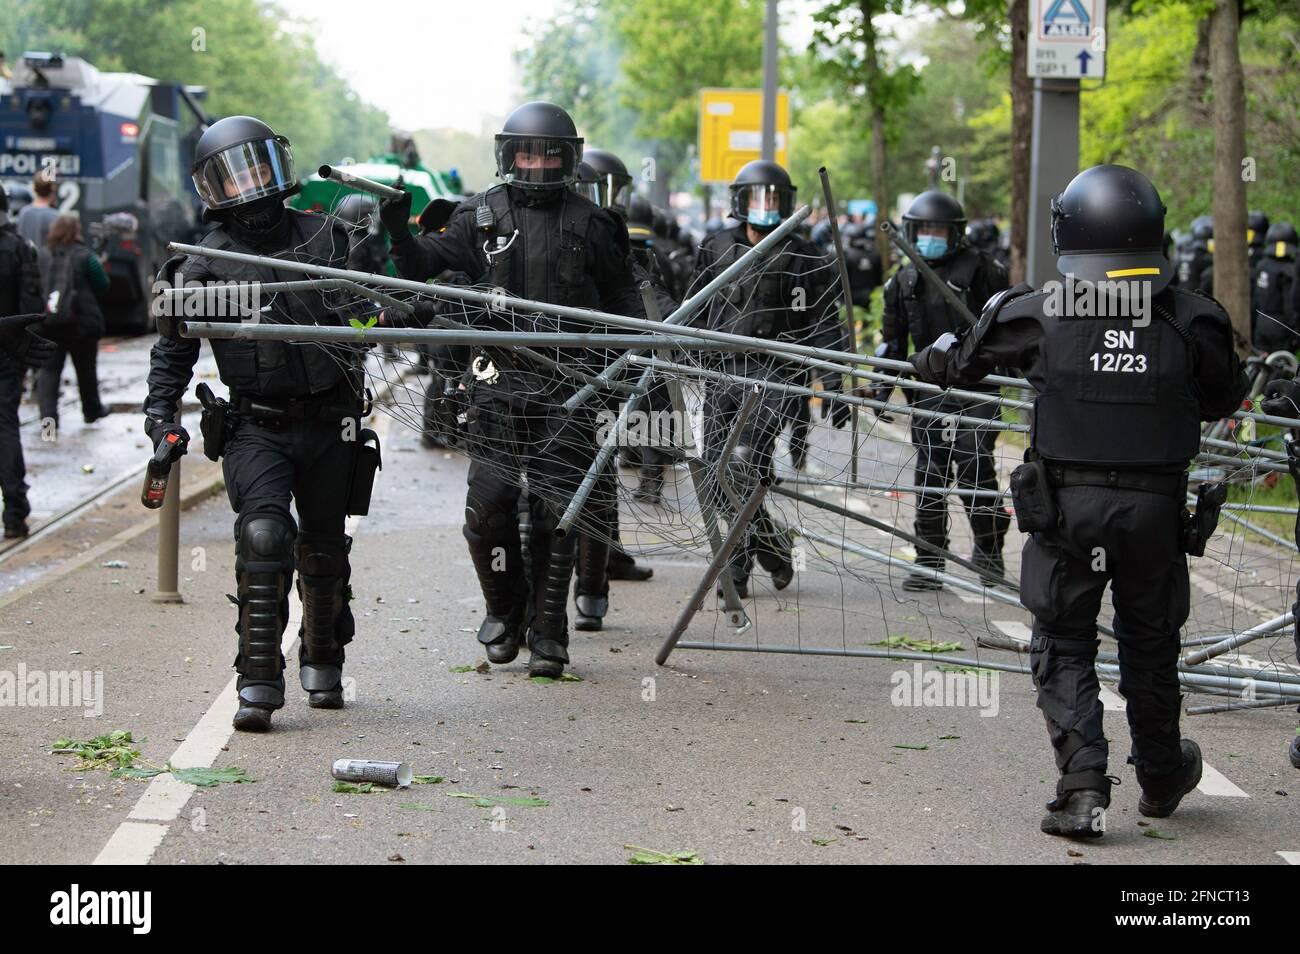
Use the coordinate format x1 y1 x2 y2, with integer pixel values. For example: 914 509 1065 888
236 511 295 575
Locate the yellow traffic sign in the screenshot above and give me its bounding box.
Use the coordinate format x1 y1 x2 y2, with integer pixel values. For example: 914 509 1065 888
698 88 789 184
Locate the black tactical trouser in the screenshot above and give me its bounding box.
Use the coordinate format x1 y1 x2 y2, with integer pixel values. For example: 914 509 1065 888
701 377 791 584
1021 485 1190 792
574 451 619 604
463 385 597 661
782 371 811 465
909 390 1009 565
0 359 29 529
223 414 359 684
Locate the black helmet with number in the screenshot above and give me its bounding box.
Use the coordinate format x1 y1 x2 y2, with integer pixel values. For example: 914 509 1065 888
729 159 795 231
1051 164 1174 293
494 101 583 190
191 115 297 211
573 148 632 215
902 191 966 261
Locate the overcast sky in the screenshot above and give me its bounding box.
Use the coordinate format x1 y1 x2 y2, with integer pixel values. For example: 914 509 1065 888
276 0 832 134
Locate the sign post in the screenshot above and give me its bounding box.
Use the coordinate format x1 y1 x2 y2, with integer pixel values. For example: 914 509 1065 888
699 88 790 185
1025 0 1107 287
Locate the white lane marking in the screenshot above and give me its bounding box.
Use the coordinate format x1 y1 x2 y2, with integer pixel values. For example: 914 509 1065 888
992 620 1031 644
1097 685 1126 712
1278 851 1300 865
94 409 391 865
1197 761 1250 798
92 821 170 865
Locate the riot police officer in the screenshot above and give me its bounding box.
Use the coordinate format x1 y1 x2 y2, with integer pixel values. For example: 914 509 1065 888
910 164 1250 837
0 185 51 539
881 190 1010 590
690 159 850 595
1248 210 1271 271
378 102 645 677
144 116 372 732
1252 221 1298 353
1175 216 1213 292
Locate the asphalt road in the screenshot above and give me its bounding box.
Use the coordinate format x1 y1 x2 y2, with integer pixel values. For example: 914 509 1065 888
1 358 1296 865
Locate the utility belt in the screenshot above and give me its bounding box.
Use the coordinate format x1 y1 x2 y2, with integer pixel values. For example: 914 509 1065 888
1008 454 1223 555
229 387 369 430
195 381 381 516
1046 465 1188 499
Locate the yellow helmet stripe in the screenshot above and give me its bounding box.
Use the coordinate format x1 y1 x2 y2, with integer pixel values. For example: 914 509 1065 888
1104 267 1162 277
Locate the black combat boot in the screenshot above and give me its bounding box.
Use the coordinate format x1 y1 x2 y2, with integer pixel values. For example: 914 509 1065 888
528 539 574 678
232 514 294 732
465 524 527 664
296 533 354 710
574 529 611 632
1040 772 1114 839
753 512 794 590
1137 739 1203 818
902 553 945 592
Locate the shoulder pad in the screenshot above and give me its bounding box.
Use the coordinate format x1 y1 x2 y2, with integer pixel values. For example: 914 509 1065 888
1169 286 1230 327
982 281 1037 326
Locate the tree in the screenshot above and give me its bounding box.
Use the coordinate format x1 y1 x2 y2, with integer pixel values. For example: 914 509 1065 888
812 0 921 267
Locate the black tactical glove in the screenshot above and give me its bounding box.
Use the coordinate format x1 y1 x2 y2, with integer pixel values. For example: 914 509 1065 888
0 313 57 368
1262 376 1300 419
379 184 413 246
144 415 191 465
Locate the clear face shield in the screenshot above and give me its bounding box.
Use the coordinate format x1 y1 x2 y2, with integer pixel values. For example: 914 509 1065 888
734 182 794 229
192 137 296 210
495 136 582 189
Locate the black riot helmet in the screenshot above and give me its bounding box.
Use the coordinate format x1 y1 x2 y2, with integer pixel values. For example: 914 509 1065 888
965 217 999 251
1190 215 1213 244
333 193 379 230
627 194 655 228
1050 164 1174 293
729 160 795 231
574 147 632 215
903 190 966 261
494 101 583 190
191 115 297 211
1247 210 1270 248
1265 221 1298 258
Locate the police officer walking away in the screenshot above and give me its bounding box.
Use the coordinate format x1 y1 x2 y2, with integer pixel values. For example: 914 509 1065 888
1251 221 1298 353
690 159 849 596
881 191 1010 590
379 102 646 677
144 116 374 732
910 165 1249 837
0 185 52 539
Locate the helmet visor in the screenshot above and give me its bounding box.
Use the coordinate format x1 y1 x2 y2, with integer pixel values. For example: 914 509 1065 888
495 135 582 189
596 172 633 215
193 137 295 210
733 182 794 227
